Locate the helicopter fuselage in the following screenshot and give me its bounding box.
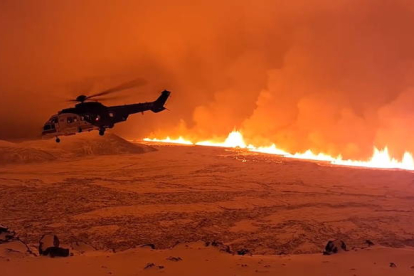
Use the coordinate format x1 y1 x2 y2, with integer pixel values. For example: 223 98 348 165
42 90 170 140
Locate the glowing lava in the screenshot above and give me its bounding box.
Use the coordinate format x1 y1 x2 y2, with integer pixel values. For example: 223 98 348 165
196 131 248 148
143 136 193 145
144 131 414 170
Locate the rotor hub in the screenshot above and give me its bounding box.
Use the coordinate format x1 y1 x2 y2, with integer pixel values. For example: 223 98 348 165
75 95 88 103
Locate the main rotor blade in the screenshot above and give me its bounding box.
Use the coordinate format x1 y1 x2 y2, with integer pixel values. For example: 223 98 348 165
94 95 132 102
86 78 147 100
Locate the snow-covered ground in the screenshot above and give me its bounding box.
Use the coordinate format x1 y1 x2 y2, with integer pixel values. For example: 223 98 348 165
3 242 414 276
0 133 155 164
1 136 414 275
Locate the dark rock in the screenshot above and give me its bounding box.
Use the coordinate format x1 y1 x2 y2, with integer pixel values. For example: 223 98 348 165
0 225 8 233
237 249 250 256
166 256 182 262
39 234 59 254
144 263 155 269
390 262 397 268
0 225 16 244
211 241 223 247
39 234 69 257
0 225 37 256
207 240 233 254
365 240 374 246
45 247 70 258
158 266 164 269
140 243 155 249
323 240 347 255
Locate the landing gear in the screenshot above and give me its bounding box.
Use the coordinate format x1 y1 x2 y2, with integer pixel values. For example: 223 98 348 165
99 128 105 136
55 137 61 143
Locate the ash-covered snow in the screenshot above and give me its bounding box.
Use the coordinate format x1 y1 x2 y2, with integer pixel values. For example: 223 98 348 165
0 141 56 164
0 133 155 165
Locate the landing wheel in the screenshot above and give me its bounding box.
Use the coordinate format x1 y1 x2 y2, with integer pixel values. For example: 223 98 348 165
99 128 105 136
55 137 61 143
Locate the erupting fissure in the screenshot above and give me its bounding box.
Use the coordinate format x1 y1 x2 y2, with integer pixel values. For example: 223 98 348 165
144 131 414 171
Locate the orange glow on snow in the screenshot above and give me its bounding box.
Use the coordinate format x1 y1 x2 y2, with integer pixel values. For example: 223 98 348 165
144 131 414 170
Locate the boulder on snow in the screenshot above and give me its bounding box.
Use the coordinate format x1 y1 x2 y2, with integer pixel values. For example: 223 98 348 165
39 234 69 257
323 239 347 255
205 240 233 254
365 240 375 247
166 256 182 262
0 225 16 244
236 248 251 256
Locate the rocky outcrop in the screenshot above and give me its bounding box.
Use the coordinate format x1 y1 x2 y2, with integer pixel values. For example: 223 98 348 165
205 241 233 254
0 225 36 257
39 234 70 257
0 224 16 244
323 239 347 255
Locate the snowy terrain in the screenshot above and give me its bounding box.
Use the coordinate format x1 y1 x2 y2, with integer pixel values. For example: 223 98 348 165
1 136 414 275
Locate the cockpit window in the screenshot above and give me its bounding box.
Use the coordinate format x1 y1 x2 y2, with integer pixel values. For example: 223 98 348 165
43 123 56 131
47 116 58 124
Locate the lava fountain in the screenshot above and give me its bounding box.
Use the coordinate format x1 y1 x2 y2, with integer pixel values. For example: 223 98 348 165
144 131 414 171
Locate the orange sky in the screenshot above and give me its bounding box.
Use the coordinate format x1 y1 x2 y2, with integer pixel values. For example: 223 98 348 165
1 0 414 159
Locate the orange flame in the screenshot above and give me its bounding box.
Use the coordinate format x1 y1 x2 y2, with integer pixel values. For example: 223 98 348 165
144 130 414 170
143 136 193 145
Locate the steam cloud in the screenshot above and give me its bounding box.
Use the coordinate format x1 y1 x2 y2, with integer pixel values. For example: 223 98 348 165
1 0 414 159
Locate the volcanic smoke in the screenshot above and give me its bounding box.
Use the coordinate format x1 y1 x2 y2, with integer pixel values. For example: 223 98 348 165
1 0 414 162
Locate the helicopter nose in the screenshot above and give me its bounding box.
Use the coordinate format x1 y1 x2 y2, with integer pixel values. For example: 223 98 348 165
42 123 57 136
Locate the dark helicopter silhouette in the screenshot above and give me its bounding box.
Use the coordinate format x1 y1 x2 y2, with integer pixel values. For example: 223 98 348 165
42 79 170 142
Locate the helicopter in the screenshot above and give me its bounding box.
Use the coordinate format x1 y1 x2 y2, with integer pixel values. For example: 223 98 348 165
42 79 171 143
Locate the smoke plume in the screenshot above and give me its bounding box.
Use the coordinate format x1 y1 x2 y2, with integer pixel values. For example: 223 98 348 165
1 0 414 158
